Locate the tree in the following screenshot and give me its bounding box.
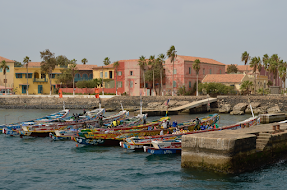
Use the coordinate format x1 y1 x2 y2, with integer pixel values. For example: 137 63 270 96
113 61 119 95
193 59 201 96
103 57 110 66
138 56 147 95
56 55 70 67
249 56 261 94
240 80 253 95
56 67 73 88
23 56 31 95
69 59 77 95
167 45 177 96
269 54 280 86
148 55 156 96
14 60 22 67
81 58 88 65
40 49 57 95
0 60 9 95
227 64 238 73
241 51 250 73
279 61 287 90
157 53 166 96
263 54 269 77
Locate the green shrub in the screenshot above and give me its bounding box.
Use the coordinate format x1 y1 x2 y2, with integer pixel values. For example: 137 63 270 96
199 82 236 95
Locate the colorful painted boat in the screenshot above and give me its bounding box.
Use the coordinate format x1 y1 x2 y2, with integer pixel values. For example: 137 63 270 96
19 108 105 137
75 116 170 146
121 116 259 150
1 109 70 135
51 110 129 140
143 140 182 154
143 146 181 154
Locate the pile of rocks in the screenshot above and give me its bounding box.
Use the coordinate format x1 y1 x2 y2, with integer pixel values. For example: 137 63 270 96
219 101 281 115
146 100 191 110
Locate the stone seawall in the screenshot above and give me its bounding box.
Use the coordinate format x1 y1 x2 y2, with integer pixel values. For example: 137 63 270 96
0 95 208 110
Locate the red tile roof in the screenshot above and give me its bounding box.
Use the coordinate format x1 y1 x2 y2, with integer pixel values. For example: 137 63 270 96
237 65 252 71
177 55 225 66
93 65 114 69
0 56 14 63
202 74 245 83
25 62 41 67
76 64 97 70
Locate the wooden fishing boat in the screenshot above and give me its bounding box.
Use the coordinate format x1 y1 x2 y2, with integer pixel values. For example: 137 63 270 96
51 111 141 141
143 140 182 154
121 116 260 150
74 116 170 146
1 109 70 136
18 108 106 137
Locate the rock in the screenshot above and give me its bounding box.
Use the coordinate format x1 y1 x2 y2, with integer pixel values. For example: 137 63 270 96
230 110 244 115
232 103 248 112
166 100 177 107
267 105 281 113
250 102 261 108
219 104 232 113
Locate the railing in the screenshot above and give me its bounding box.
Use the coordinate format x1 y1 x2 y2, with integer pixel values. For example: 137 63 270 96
33 78 48 82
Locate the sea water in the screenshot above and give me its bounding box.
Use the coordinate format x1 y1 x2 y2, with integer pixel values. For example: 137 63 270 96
0 109 286 190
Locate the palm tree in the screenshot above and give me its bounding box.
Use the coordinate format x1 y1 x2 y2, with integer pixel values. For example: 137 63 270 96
103 57 110 66
0 60 9 95
263 54 269 77
241 51 250 74
69 59 77 96
240 80 253 95
113 61 119 95
269 54 280 86
193 59 201 96
249 56 261 94
157 53 166 96
167 45 177 96
81 58 88 65
279 61 287 90
148 55 156 96
23 56 31 95
138 56 147 96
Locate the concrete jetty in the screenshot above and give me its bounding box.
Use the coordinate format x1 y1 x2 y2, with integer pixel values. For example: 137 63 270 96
181 122 287 174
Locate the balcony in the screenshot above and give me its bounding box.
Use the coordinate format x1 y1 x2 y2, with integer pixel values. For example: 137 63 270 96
33 78 48 82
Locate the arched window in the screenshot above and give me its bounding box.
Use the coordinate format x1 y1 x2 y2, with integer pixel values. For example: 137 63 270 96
34 72 39 79
83 74 88 80
89 74 93 79
75 74 80 79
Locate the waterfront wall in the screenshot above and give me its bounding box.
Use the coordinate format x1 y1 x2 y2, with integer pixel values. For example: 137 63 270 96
181 123 287 174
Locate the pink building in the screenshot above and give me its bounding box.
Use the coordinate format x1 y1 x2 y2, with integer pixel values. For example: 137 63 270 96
164 55 226 95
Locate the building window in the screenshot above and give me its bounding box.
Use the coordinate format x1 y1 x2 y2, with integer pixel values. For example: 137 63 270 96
189 81 191 88
130 81 133 88
209 69 212 74
173 69 177 74
24 73 32 78
145 83 148 88
117 81 122 88
16 74 22 78
41 73 46 79
109 71 113 79
118 71 122 76
220 70 221 74
173 81 176 87
83 74 88 80
189 67 191 74
130 71 133 76
203 68 205 75
105 72 107 78
89 74 93 79
51 74 56 78
100 72 103 78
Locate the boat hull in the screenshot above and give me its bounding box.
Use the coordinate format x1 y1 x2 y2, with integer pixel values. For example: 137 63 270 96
143 146 181 154
75 137 119 146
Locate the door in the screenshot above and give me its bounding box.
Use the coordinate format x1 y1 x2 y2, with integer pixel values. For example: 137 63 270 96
22 85 27 94
38 85 43 94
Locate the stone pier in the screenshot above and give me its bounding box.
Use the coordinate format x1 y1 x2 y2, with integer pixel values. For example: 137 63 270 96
181 123 287 173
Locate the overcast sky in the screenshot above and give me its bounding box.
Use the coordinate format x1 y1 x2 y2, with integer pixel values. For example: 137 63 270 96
1 0 287 66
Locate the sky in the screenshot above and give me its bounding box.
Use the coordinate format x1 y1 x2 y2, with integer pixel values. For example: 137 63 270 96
1 0 287 66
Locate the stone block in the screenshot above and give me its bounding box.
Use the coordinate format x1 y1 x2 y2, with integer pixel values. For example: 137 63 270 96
219 104 232 113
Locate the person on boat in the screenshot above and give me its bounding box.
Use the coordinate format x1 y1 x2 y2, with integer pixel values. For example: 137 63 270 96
162 120 167 129
172 120 177 128
112 120 117 127
167 120 170 128
160 130 164 135
200 125 205 130
148 126 152 130
143 118 147 125
83 109 86 115
95 121 100 128
194 117 200 130
99 116 103 127
117 120 121 126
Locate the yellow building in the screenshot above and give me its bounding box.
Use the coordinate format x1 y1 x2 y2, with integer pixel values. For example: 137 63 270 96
92 65 115 88
0 56 15 91
14 62 62 95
